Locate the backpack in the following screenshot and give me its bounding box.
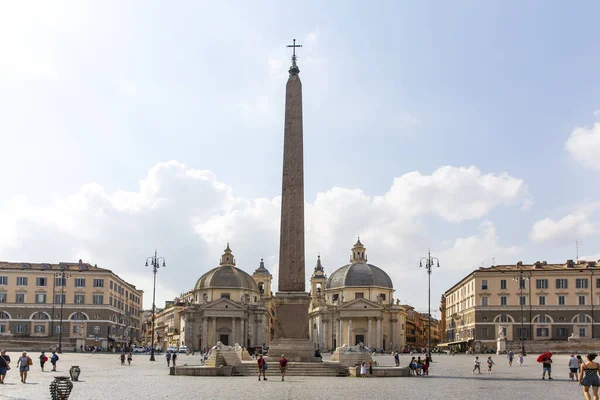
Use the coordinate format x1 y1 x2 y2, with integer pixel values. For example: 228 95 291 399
27 357 33 366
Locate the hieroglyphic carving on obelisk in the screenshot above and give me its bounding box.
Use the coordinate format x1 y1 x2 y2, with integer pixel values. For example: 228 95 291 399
278 38 305 293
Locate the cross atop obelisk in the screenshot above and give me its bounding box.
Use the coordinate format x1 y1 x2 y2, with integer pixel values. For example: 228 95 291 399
286 39 302 76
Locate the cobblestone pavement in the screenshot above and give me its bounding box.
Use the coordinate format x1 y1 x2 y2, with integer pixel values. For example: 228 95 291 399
0 352 585 400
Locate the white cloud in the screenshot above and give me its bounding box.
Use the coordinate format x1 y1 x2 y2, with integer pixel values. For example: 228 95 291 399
398 112 421 126
594 110 600 117
0 162 529 310
530 212 596 244
565 122 600 171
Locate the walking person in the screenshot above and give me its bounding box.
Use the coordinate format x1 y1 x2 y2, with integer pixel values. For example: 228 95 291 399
369 361 373 376
172 351 177 367
257 354 267 381
409 357 417 376
507 350 514 366
394 352 400 367
570 354 581 381
0 349 11 384
166 351 171 367
120 351 126 366
423 356 430 376
360 361 367 377
39 351 47 372
487 356 495 374
517 352 524 366
416 356 423 376
279 354 288 381
473 356 482 374
579 353 600 400
541 354 553 380
50 351 59 372
127 352 133 366
16 352 31 384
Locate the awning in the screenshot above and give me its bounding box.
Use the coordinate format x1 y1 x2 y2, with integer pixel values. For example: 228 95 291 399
437 339 471 347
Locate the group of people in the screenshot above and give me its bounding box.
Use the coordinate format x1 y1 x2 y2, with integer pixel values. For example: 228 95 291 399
256 354 289 381
569 353 600 400
409 356 430 376
165 351 178 367
119 351 134 366
0 349 60 384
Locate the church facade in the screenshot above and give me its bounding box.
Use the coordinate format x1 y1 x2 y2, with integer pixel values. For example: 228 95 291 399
152 244 273 351
308 239 407 352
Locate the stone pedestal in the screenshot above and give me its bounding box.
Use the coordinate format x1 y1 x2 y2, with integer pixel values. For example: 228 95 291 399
496 338 506 354
331 344 373 367
269 292 318 362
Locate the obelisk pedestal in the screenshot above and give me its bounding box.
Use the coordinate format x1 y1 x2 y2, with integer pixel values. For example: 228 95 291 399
269 41 317 362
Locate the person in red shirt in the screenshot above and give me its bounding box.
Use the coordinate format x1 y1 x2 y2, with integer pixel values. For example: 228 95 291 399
279 354 288 381
257 354 267 381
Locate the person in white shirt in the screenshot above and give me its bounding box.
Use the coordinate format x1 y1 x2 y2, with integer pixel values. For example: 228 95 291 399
569 354 580 381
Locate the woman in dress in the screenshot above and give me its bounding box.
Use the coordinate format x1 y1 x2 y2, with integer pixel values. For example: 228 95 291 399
517 352 524 366
579 353 600 400
360 361 367 377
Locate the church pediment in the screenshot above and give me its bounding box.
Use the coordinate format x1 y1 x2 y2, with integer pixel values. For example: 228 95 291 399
203 297 245 310
339 298 383 310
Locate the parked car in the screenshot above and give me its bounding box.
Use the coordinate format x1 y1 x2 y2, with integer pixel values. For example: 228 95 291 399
132 347 145 353
178 346 188 354
167 346 177 353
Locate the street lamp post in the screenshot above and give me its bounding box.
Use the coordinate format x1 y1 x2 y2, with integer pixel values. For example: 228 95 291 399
513 270 529 356
55 270 71 354
420 250 440 361
145 250 166 361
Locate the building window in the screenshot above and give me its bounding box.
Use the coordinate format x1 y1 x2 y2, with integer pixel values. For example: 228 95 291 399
55 277 65 287
74 278 86 288
0 276 7 285
36 277 47 287
16 293 25 303
481 280 488 290
481 317 488 322
54 294 65 304
517 328 529 338
93 294 104 305
15 324 28 334
93 279 104 288
34 325 46 333
36 294 47 304
74 294 85 304
16 277 28 286
597 278 600 289
536 328 549 337
499 314 509 323
579 296 587 305
580 328 587 337
500 296 507 306
109 296 113 306
0 325 5 333
538 314 547 323
556 328 568 337
0 311 9 319
33 312 48 320
519 296 527 305
220 293 230 299
556 279 568 289
481 327 489 337
481 297 489 306
379 293 386 301
54 325 63 333
519 279 526 289
536 279 548 289
0 293 6 303
355 293 364 299
576 279 589 289
558 295 566 305
500 280 507 290
110 281 114 290
538 296 546 306
578 313 589 323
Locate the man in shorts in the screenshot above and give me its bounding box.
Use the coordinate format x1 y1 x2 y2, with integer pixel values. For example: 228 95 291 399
279 354 288 381
542 355 553 380
0 349 11 384
568 354 579 381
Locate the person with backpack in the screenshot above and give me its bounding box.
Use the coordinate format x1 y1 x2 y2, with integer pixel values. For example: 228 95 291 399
279 354 288 381
50 351 59 372
16 352 32 383
257 354 267 381
39 351 48 372
166 351 171 367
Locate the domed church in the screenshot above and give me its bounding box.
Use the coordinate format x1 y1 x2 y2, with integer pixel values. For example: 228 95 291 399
176 244 273 350
309 239 407 352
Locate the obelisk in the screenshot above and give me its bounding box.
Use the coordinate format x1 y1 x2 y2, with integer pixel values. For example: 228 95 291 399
270 39 316 361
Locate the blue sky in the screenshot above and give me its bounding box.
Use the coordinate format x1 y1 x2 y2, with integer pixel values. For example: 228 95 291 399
1 1 599 313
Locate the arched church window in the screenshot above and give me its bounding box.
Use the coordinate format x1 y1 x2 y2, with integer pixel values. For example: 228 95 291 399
258 282 264 294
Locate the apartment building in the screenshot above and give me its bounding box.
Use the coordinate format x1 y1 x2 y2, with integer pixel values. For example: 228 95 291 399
443 259 600 351
0 260 143 350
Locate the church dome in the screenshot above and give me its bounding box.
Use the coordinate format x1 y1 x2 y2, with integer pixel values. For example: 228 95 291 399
194 244 259 291
325 239 393 290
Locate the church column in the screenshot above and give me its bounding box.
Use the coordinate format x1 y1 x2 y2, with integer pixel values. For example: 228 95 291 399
367 317 373 348
231 317 237 345
243 318 247 347
309 317 313 342
391 316 397 352
339 318 344 346
347 317 353 346
212 317 217 345
202 317 208 349
322 318 328 350
376 317 382 350
319 317 324 348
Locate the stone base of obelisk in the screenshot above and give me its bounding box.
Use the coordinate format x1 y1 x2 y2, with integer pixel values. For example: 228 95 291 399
270 292 319 362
